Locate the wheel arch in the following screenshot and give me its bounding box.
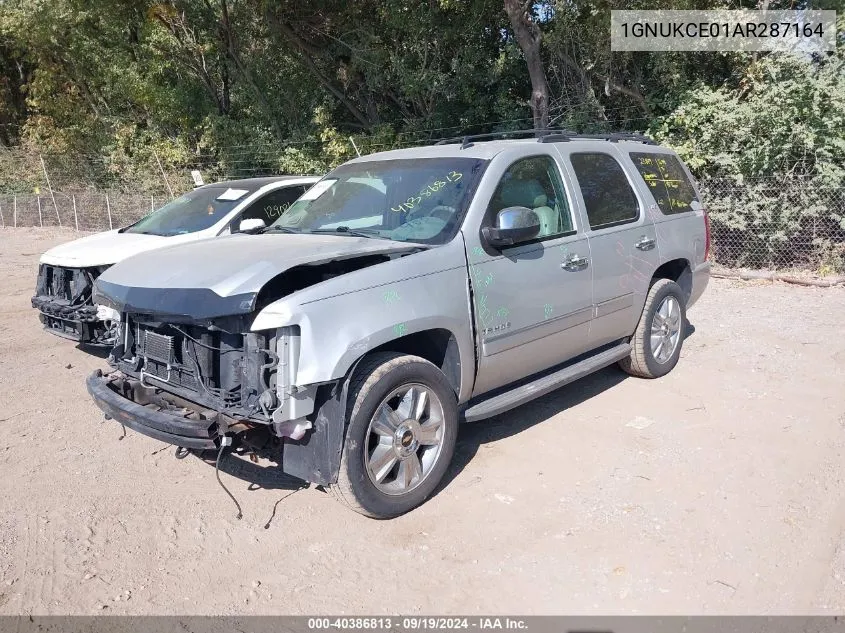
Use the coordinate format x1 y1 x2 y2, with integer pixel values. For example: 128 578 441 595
652 258 692 302
331 326 466 399
365 328 463 396
281 327 466 491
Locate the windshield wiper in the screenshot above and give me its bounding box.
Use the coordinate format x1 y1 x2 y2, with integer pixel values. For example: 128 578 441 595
260 226 300 234
309 227 382 239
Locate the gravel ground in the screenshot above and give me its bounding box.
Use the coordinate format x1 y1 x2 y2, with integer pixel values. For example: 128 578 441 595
1 227 844 615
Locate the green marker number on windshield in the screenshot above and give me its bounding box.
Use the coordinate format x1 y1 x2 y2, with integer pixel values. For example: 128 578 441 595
390 172 463 212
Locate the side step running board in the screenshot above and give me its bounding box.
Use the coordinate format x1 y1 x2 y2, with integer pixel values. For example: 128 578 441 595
462 342 631 423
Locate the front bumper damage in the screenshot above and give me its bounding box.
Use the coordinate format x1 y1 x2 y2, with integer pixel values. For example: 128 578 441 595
32 295 113 344
86 369 227 450
87 367 346 486
33 263 116 345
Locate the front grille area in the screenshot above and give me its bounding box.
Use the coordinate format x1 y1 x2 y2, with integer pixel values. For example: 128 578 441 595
120 318 248 410
134 323 205 394
36 264 79 301
143 357 199 391
32 263 98 318
32 264 115 344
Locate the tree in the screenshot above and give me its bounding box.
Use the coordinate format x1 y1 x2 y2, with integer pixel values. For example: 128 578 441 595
0 40 28 146
503 0 549 130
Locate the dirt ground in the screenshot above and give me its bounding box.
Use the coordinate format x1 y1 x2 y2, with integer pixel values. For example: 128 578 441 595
1 227 844 616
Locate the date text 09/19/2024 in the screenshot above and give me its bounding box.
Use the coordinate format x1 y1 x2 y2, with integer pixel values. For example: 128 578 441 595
307 618 530 630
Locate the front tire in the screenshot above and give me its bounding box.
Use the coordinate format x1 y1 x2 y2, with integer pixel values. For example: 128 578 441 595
331 352 459 518
619 278 687 379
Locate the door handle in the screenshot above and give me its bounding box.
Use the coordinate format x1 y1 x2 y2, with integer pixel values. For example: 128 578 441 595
561 254 589 271
635 236 656 251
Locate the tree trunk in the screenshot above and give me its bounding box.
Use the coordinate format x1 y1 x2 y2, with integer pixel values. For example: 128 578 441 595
265 12 374 131
219 58 231 115
504 0 549 131
219 0 284 139
557 53 652 117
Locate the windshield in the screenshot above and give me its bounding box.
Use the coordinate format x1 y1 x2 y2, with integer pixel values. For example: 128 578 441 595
124 186 255 236
269 157 487 245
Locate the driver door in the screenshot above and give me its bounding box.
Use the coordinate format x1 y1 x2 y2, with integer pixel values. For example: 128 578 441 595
468 154 594 396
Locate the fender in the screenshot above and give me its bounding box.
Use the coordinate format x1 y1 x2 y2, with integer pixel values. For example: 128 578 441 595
250 239 476 402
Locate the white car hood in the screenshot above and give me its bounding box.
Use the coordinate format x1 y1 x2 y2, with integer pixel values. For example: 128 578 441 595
94 232 421 319
40 229 181 268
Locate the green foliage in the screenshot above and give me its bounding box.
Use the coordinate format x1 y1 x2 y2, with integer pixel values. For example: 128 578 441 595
0 0 526 182
0 0 843 270
652 49 845 268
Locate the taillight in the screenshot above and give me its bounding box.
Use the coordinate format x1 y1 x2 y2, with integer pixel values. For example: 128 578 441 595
703 209 711 261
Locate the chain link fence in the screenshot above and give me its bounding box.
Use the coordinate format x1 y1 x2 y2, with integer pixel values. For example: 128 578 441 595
0 152 843 275
0 191 162 232
699 179 845 274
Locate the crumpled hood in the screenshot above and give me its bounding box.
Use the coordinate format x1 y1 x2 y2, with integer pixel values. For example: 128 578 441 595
94 232 420 319
40 229 171 268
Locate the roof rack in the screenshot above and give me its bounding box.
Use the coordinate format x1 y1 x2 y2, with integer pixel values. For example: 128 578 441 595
433 128 657 148
539 131 657 145
434 129 560 149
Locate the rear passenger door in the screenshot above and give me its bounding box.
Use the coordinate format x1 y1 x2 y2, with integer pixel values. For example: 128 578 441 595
560 147 659 348
468 153 594 396
628 151 709 277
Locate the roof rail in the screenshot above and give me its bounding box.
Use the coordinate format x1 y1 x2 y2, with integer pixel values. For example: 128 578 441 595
434 129 569 149
433 128 657 148
539 132 658 145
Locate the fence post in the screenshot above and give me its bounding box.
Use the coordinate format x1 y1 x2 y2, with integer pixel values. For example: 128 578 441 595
39 154 62 227
37 196 43 227
154 151 175 199
150 195 154 213
0 200 4 228
105 193 113 230
72 194 79 232
13 195 16 228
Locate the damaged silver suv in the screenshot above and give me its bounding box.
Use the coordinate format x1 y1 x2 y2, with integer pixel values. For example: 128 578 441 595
86 130 711 518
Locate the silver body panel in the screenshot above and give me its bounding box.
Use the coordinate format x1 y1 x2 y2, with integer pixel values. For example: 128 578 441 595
250 238 476 401
95 138 710 416
457 145 596 395
97 232 420 296
557 143 662 350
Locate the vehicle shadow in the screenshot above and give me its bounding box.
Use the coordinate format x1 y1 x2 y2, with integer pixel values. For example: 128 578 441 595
192 435 306 493
178 321 699 514
436 364 630 497
181 433 308 528
77 344 111 359
436 320 698 497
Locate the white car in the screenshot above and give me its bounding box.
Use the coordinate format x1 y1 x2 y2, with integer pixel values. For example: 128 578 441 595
32 175 320 345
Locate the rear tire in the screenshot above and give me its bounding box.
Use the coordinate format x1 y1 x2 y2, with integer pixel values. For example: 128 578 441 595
619 278 687 379
331 352 459 518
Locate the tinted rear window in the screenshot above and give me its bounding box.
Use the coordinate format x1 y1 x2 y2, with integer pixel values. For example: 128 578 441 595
630 152 699 215
570 152 640 229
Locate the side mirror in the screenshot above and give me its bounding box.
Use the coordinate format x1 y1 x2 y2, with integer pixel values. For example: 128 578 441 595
481 206 540 249
238 218 266 233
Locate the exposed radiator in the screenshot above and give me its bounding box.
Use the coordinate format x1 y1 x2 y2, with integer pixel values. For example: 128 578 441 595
143 330 175 365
